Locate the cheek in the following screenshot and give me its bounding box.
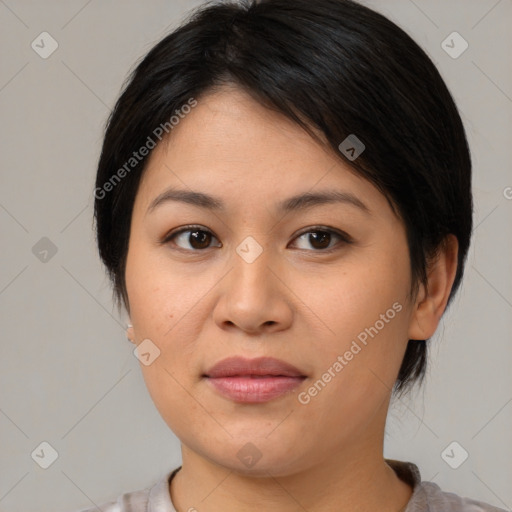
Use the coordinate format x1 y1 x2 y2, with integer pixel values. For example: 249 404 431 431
125 242 199 334
125 249 207 432
301 247 412 389
294 287 409 441
312 249 409 337
124 244 214 390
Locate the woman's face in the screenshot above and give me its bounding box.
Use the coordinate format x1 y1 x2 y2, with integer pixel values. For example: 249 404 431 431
125 86 420 476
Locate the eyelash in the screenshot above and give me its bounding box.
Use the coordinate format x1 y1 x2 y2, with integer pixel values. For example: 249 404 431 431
161 225 353 253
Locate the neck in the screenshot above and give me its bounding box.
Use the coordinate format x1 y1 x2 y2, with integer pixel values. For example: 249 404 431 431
170 432 412 512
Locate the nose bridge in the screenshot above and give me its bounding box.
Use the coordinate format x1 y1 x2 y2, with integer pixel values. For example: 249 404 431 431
212 232 292 333
235 233 267 266
232 234 272 294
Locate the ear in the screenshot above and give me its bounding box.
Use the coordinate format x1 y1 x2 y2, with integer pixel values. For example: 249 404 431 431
408 234 459 341
126 323 135 343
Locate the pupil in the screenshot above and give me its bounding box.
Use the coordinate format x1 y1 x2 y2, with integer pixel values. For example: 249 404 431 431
191 230 210 249
311 231 330 249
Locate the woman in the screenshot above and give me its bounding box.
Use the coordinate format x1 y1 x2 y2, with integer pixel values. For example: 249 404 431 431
82 0 505 510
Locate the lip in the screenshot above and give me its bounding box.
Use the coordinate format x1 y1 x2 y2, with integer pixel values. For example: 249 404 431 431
203 356 306 403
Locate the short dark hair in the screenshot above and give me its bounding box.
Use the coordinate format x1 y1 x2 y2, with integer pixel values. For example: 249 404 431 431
93 0 472 395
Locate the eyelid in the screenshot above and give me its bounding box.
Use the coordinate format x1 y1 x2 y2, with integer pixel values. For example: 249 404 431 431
161 224 353 251
292 225 354 244
161 224 221 248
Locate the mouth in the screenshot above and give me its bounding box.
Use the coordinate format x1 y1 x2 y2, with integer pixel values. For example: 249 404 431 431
203 356 307 403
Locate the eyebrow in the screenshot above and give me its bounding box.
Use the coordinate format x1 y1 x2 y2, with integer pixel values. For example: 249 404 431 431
146 187 371 215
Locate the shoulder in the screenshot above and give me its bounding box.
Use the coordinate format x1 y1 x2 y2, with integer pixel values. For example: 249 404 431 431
70 467 179 512
385 459 506 512
71 486 149 512
408 480 507 512
73 501 119 512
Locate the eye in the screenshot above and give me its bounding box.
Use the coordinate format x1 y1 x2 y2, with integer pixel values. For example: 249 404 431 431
162 225 352 253
163 225 222 251
290 227 352 252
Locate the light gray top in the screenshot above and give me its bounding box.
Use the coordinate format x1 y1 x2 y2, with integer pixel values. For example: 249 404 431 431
74 460 507 512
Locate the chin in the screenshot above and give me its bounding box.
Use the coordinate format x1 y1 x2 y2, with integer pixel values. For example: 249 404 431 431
203 436 312 479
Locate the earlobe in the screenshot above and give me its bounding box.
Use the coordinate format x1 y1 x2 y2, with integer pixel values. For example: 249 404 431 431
408 235 459 341
126 324 136 343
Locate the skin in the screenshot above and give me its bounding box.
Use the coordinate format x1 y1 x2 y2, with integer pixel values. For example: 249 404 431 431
124 86 458 512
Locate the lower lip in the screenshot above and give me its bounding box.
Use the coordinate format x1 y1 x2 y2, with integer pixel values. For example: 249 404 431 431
205 376 305 403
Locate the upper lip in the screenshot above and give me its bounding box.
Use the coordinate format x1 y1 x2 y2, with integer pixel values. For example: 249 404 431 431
204 356 306 378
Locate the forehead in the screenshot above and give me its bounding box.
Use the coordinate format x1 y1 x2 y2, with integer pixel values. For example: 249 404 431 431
134 87 391 218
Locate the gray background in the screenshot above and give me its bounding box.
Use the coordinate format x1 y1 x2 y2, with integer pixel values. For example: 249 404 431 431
0 1 511 511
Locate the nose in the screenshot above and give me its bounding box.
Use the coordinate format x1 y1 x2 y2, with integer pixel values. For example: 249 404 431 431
212 245 293 335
